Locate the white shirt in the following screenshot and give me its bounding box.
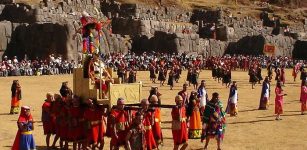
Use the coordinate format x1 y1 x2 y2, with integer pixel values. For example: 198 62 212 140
200 87 207 107
264 83 270 98
230 89 238 104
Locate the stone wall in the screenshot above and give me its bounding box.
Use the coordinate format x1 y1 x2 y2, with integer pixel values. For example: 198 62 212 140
101 2 191 22
0 0 132 60
0 0 305 59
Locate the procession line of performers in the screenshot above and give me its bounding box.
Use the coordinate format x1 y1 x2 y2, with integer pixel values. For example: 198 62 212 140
10 78 307 150
34 81 229 150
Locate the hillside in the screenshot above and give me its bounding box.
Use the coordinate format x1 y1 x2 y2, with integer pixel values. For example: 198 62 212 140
115 0 307 25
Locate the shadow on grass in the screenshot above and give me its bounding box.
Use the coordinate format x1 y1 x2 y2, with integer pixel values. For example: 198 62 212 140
239 108 260 112
257 113 303 118
227 119 275 124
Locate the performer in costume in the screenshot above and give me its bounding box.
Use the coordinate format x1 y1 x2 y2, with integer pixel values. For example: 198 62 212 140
186 91 202 139
197 80 209 113
83 99 105 149
226 81 238 116
110 98 130 150
12 106 36 150
178 83 189 108
149 64 157 83
139 99 157 150
275 81 287 120
158 66 166 86
300 80 307 115
58 95 70 149
150 95 163 147
148 86 162 105
167 68 175 90
59 81 72 102
68 96 85 150
201 92 226 150
248 66 258 89
171 95 188 150
10 80 22 114
292 63 300 82
125 112 147 150
259 77 270 110
50 94 62 148
88 53 114 98
42 93 56 149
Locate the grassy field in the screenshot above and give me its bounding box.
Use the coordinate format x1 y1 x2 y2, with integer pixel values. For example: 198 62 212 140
0 69 307 150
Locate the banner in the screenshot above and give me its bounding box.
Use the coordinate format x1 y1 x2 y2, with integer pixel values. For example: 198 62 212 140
264 44 275 54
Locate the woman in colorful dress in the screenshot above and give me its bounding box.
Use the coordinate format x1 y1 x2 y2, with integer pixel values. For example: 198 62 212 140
12 106 36 150
226 81 238 116
275 81 287 120
172 95 188 150
201 92 226 150
300 80 307 115
186 91 202 139
258 77 270 110
10 80 22 114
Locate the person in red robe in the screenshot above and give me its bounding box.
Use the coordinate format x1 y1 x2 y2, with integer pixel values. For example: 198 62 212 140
68 96 85 150
178 83 189 107
139 99 157 150
59 95 70 149
42 92 56 149
150 95 163 147
50 94 62 148
83 99 106 150
110 98 130 150
172 95 188 150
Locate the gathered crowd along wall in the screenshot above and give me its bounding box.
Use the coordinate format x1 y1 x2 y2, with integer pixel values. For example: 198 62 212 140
0 0 307 60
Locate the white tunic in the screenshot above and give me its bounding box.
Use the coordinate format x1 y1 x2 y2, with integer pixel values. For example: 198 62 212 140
264 83 270 98
230 89 238 104
200 88 207 107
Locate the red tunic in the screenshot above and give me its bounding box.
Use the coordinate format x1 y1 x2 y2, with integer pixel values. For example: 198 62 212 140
51 100 61 136
143 111 157 150
59 106 69 140
110 109 129 147
42 101 55 135
68 107 84 141
171 106 188 145
83 108 104 143
152 108 163 144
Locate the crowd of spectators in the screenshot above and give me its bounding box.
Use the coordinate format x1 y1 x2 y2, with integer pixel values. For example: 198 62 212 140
0 55 77 77
1 52 305 77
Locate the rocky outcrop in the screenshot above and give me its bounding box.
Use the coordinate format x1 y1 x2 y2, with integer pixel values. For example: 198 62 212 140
0 0 306 60
0 0 132 60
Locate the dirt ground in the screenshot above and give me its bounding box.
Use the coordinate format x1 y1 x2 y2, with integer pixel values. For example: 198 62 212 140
1 69 307 150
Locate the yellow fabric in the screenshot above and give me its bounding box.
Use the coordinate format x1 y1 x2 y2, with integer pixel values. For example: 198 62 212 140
144 125 152 130
21 131 32 135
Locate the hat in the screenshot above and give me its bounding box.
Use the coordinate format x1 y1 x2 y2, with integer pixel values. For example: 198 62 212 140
117 97 125 105
21 106 30 110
